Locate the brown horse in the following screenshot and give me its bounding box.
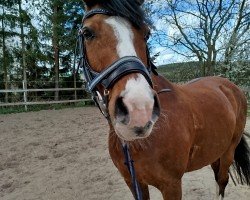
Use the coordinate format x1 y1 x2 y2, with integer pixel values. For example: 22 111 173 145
81 0 250 199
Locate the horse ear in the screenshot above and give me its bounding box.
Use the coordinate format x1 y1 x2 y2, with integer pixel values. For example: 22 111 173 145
137 0 145 6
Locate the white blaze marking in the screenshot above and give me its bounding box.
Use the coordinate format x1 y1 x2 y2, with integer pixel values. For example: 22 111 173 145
120 74 154 111
105 17 137 57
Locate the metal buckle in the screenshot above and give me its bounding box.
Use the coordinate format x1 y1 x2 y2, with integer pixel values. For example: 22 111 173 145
95 91 109 118
104 89 109 96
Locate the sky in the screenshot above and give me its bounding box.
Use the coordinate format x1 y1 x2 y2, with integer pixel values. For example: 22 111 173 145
144 0 192 65
19 0 187 66
144 0 249 65
16 0 244 66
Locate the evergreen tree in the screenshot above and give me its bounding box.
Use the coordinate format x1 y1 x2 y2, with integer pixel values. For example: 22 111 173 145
0 0 19 102
39 0 83 100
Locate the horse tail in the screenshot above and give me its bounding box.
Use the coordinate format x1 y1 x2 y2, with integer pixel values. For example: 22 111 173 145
233 134 250 185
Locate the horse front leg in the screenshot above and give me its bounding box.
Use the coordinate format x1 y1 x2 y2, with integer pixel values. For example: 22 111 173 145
124 178 150 200
159 179 182 200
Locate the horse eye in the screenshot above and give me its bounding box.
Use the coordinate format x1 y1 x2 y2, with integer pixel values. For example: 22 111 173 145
82 28 95 40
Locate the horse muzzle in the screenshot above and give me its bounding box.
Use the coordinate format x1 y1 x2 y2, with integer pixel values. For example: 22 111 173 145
113 76 160 141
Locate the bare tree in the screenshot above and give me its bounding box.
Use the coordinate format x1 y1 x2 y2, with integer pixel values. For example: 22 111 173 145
152 0 250 76
224 0 250 65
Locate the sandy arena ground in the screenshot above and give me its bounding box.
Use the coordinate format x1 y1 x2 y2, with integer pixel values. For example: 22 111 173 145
0 107 249 200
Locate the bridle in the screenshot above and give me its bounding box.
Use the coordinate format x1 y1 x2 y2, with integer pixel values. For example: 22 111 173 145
76 9 160 200
77 8 158 120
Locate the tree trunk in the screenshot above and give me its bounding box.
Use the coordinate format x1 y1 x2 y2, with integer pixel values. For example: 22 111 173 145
206 43 214 76
18 0 27 96
73 64 77 100
198 59 205 77
52 4 59 101
2 6 8 103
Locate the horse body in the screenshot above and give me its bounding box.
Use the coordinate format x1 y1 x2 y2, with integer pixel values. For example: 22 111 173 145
109 75 247 199
181 77 247 171
81 0 249 199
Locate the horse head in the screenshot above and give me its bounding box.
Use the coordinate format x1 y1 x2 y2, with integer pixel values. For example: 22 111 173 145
81 0 160 141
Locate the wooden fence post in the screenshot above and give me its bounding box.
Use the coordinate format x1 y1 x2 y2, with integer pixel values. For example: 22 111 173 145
22 81 28 111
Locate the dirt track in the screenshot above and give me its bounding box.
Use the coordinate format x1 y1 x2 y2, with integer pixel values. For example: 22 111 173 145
0 107 249 200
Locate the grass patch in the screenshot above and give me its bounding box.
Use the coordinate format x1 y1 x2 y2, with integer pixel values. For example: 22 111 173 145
0 101 95 115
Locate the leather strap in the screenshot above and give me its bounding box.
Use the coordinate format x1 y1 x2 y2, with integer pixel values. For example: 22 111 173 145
88 56 153 91
83 9 114 21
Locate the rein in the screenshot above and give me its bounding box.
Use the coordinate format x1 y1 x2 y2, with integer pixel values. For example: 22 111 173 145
122 143 143 200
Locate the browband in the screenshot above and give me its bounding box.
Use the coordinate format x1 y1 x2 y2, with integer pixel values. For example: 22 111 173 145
83 9 114 21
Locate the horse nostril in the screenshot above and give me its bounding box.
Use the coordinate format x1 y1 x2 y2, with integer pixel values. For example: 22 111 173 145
134 121 153 136
115 97 129 125
152 95 160 121
134 126 144 136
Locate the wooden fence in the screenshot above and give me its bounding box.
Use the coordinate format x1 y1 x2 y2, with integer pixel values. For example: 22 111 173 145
0 86 249 110
0 87 92 111
242 87 250 102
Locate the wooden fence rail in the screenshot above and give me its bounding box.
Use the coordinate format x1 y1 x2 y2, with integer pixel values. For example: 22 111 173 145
0 87 249 109
242 87 250 92
0 88 84 93
0 87 93 110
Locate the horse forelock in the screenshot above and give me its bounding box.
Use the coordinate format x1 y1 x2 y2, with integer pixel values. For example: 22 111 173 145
83 0 146 28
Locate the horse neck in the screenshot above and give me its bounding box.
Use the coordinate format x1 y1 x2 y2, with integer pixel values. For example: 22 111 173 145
152 74 176 92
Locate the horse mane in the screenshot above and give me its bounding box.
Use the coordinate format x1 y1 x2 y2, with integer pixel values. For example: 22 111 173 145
84 0 146 28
